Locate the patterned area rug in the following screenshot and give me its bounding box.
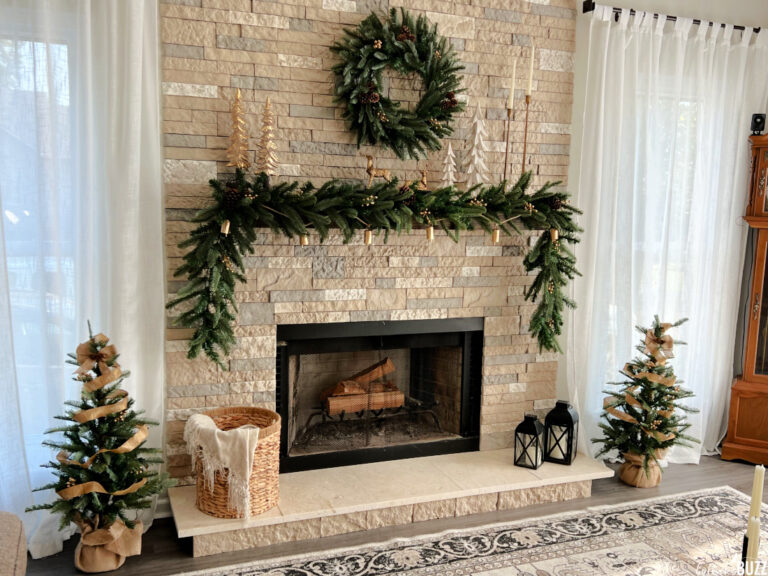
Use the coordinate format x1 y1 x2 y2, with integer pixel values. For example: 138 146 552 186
181 487 761 576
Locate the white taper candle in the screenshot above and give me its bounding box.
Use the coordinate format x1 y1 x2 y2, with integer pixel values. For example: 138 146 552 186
751 465 765 519
746 516 761 562
526 45 535 95
507 60 516 110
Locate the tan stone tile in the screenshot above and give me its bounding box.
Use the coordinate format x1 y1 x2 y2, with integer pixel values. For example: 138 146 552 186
320 512 368 537
455 493 499 516
194 518 322 556
413 498 457 522
366 505 414 529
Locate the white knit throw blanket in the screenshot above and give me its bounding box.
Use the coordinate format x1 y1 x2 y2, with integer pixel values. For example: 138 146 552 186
184 414 260 518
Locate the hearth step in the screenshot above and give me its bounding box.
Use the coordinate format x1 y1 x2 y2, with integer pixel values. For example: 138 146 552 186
169 448 613 557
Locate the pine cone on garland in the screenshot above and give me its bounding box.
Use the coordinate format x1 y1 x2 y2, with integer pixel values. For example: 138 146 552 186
440 91 459 111
223 185 243 210
361 83 380 105
548 197 563 211
396 25 416 42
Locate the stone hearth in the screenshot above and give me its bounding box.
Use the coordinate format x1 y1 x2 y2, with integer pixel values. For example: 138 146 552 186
169 450 613 557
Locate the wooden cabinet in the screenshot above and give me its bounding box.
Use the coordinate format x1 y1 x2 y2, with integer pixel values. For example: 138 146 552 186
723 135 768 463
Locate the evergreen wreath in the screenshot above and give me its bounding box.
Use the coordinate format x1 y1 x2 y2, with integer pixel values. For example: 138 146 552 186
331 8 465 159
167 170 582 368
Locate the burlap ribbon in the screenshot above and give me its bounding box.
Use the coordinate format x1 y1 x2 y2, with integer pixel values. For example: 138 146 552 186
57 477 147 500
72 389 129 424
74 517 143 573
644 324 674 366
75 333 118 377
622 363 676 387
83 364 122 393
56 425 148 469
603 397 676 442
606 323 680 443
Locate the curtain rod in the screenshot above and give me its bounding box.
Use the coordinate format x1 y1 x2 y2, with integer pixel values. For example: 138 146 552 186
582 1 761 33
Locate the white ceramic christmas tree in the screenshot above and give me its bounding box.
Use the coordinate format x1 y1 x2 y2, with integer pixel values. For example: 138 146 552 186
441 143 457 187
465 103 488 189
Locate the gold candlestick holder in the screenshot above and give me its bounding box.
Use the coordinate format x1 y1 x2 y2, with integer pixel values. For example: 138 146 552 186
522 94 531 174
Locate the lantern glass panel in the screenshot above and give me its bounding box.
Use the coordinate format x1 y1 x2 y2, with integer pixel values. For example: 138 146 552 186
544 401 579 465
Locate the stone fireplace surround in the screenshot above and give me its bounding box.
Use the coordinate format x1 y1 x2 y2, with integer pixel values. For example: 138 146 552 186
165 228 614 557
165 227 561 482
159 0 588 555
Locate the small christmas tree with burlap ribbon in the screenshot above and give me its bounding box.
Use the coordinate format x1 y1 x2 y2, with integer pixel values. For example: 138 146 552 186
27 326 174 572
593 316 698 487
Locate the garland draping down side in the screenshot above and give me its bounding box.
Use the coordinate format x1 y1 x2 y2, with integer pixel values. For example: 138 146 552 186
167 169 582 367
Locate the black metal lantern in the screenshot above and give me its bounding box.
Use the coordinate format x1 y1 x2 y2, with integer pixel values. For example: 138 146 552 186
514 413 544 469
544 401 579 465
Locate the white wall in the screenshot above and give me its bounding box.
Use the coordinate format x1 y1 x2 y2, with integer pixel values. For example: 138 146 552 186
558 0 768 400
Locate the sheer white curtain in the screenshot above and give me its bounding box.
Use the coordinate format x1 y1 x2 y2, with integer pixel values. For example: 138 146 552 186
0 0 164 558
571 7 768 464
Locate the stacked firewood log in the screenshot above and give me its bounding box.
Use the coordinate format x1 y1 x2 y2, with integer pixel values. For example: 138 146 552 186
320 358 405 415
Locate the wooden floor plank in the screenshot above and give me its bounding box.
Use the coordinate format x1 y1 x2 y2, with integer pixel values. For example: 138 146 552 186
26 456 763 576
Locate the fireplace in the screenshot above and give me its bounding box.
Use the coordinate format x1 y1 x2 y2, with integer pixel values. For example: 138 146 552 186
276 318 483 472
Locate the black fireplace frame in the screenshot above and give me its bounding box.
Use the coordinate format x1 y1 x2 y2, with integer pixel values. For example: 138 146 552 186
276 318 483 472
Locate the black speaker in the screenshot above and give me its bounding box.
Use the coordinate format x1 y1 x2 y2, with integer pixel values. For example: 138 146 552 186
752 113 766 135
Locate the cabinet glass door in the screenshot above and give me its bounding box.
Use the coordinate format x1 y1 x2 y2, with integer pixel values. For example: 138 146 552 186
747 230 768 381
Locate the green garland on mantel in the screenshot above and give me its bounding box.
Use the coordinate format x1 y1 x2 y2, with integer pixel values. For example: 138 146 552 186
167 170 582 368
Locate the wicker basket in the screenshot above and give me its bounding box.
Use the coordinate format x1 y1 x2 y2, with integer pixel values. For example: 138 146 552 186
193 407 281 519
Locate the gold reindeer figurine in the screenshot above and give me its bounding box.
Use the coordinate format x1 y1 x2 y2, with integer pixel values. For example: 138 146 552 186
416 168 428 191
365 155 391 188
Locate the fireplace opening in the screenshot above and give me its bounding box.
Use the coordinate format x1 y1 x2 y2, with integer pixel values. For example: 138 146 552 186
276 319 483 472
